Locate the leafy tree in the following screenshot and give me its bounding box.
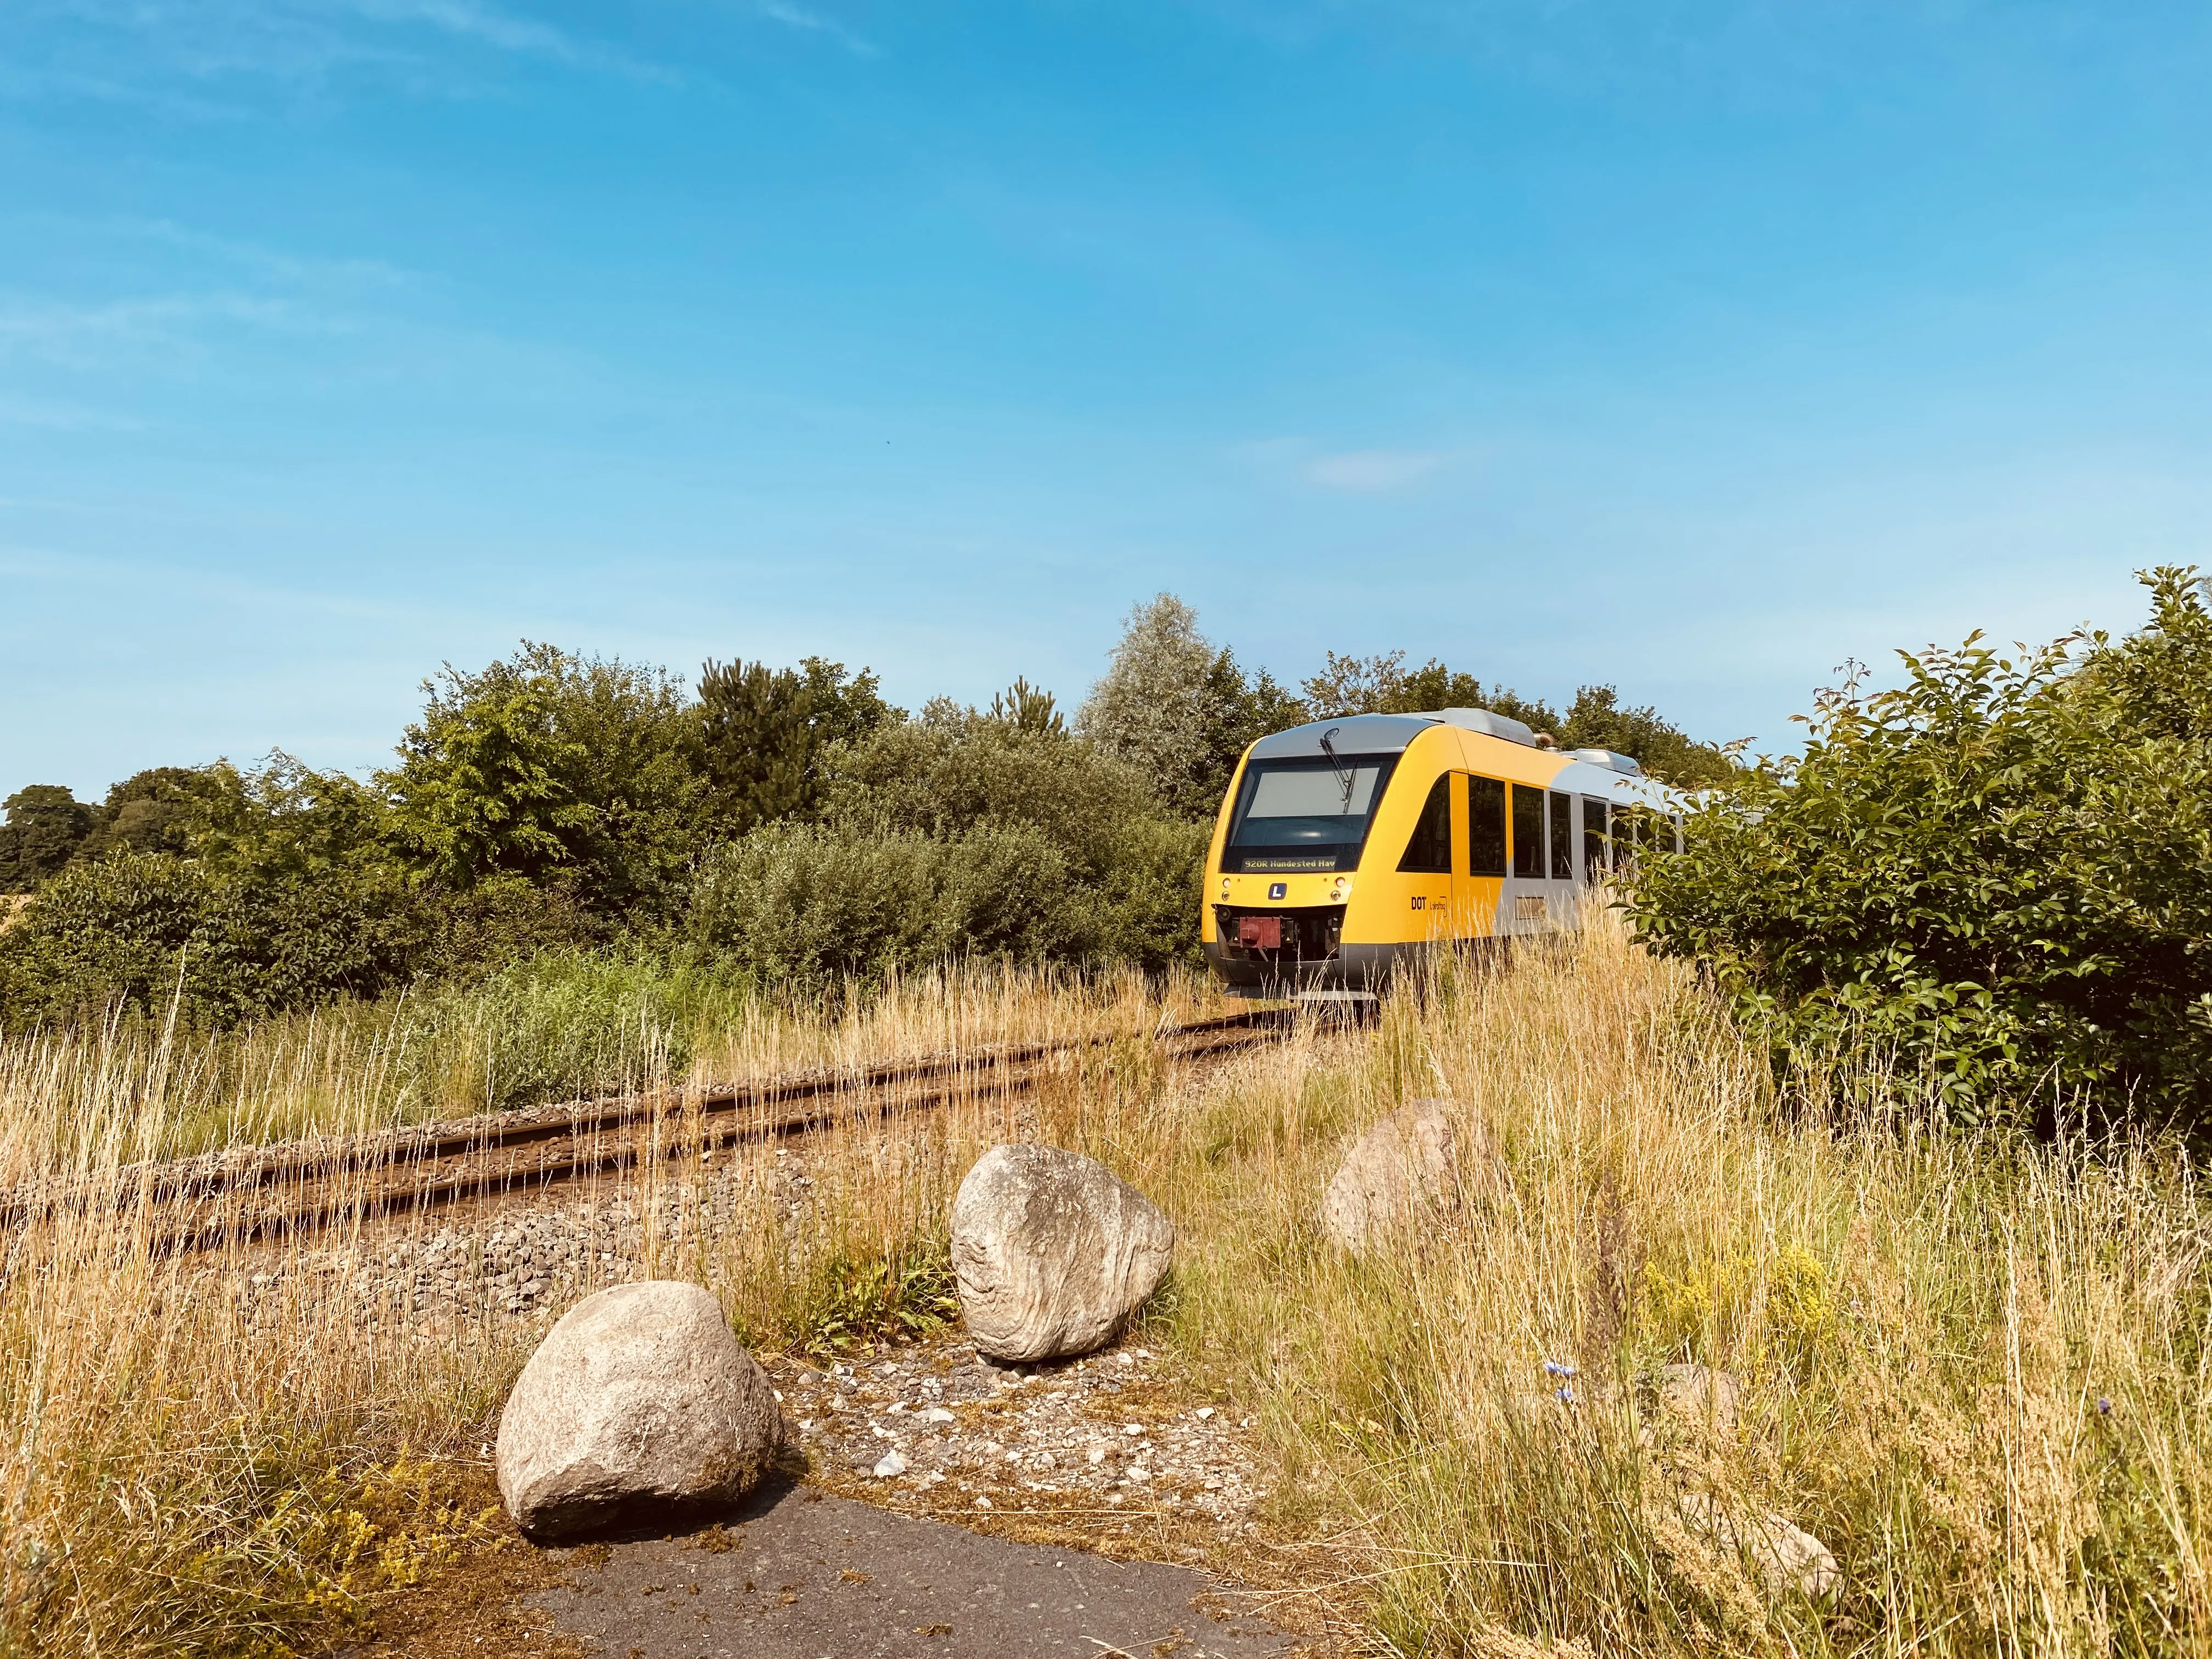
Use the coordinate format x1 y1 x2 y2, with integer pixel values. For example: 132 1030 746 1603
1078 594 1296 817
1199 653 1305 812
1629 567 2212 1130
1079 595 1227 817
1300 652 1728 784
75 767 211 862
0 786 95 891
383 643 702 911
1556 686 1735 787
1302 650 1561 731
696 655 899 835
187 754 397 882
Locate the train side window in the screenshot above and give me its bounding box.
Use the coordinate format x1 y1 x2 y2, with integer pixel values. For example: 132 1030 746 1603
1510 783 1544 879
1396 775 1453 874
1582 798 1610 880
1549 790 1573 880
1468 776 1506 876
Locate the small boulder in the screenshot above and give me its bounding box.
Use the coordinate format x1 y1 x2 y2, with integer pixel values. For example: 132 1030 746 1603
1652 1362 1743 1436
1677 1493 1841 1600
950 1144 1174 1363
1321 1097 1463 1252
495 1280 780 1539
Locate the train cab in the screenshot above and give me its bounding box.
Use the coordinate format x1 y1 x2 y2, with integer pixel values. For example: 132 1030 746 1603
1201 707 1683 997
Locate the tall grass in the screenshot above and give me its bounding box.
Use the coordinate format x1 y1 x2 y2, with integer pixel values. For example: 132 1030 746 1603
0 947 1220 1160
2 927 2206 1656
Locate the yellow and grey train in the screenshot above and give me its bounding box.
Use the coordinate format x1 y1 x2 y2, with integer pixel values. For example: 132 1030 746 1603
1202 707 1683 997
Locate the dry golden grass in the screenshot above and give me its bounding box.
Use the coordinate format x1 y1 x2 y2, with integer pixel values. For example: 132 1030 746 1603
3 924 2207 1656
0 956 1218 1161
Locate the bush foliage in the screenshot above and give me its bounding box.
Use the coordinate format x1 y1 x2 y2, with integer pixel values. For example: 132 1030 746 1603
3 607 1723 1030
1629 567 2212 1129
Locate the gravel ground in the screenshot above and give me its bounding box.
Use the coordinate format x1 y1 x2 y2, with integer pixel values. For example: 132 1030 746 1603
215 1148 815 1328
767 1336 1267 1538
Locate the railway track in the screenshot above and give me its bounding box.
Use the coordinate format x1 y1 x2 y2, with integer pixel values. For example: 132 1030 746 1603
12 1007 1297 1255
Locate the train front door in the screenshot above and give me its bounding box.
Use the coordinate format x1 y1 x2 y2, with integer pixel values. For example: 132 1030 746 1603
1458 772 1508 941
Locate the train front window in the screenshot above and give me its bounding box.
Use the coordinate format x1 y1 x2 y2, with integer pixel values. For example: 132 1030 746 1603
1225 756 1397 872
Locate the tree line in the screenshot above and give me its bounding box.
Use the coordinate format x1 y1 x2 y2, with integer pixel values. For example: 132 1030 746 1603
0 596 1730 1028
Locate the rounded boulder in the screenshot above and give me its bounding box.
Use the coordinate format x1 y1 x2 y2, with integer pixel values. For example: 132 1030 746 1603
951 1143 1174 1363
495 1280 780 1539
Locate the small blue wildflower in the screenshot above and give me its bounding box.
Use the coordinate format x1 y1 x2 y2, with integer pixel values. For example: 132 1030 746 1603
1542 1360 1578 1379
1556 1385 1576 1404
2097 1396 2114 1417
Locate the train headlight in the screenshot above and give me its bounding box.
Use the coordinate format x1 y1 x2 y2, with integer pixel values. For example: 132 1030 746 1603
1218 876 1231 897
1331 876 1352 900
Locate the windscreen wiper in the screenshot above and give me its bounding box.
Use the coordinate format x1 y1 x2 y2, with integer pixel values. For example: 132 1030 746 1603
1317 727 1355 811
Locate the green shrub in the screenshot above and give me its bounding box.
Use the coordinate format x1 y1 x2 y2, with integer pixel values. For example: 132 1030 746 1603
1628 567 2212 1129
0 853 430 1030
781 1242 962 1356
691 702 1211 983
1087 816 1210 969
0 852 214 1022
690 820 1088 985
816 707 1160 870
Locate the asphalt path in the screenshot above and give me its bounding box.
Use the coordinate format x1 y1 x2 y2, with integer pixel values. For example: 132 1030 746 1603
527 1475 1299 1659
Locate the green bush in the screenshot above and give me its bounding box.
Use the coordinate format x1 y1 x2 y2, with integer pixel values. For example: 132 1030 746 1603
1087 816 1210 968
690 820 1088 985
816 706 1160 868
692 708 1209 984
1628 567 2212 1129
0 853 425 1029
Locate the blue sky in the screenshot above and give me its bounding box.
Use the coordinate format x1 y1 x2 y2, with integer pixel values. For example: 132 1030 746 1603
5 1 2210 795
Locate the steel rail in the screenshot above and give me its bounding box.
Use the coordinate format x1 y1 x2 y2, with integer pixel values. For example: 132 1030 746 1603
14 1007 1296 1254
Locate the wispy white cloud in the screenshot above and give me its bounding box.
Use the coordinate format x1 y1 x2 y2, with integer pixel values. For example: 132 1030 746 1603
0 291 350 368
1235 437 1459 494
93 216 417 293
10 0 676 105
750 0 877 56
344 0 678 80
0 395 138 431
1305 447 1443 492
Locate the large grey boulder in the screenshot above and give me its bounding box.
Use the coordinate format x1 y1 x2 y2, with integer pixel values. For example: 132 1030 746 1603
496 1280 780 1539
1320 1097 1464 1252
950 1144 1175 1363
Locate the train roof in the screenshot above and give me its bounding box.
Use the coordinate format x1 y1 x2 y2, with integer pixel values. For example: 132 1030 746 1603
1246 708 1684 810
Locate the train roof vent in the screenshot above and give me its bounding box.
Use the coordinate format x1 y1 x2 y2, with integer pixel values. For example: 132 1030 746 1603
1434 707 1538 746
1570 747 1645 776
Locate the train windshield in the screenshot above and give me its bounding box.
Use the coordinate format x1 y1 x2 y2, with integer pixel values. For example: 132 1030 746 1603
1223 755 1398 872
